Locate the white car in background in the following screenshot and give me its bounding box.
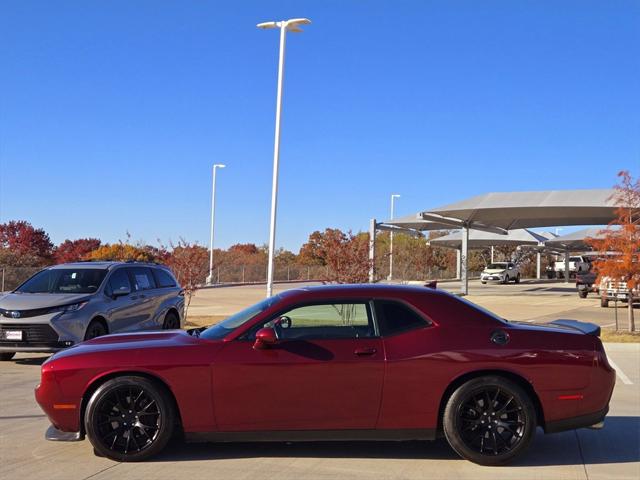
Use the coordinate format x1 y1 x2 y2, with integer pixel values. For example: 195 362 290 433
481 262 520 284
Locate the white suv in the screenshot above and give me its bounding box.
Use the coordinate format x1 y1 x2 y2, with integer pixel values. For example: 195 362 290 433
481 262 520 284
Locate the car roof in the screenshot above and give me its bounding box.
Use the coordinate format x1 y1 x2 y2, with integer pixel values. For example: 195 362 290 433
279 283 451 300
48 261 165 270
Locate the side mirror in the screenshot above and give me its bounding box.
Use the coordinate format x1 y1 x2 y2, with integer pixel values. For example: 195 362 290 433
253 327 278 350
112 286 131 298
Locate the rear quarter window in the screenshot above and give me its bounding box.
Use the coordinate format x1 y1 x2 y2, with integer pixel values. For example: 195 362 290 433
375 300 430 336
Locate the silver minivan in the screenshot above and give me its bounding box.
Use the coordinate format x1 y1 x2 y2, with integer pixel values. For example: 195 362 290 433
0 261 184 360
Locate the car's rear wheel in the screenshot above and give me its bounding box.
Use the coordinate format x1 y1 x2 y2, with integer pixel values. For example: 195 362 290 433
84 320 107 341
443 376 536 466
85 376 175 462
601 297 609 308
578 290 588 299
162 311 180 330
515 274 520 284
0 352 15 361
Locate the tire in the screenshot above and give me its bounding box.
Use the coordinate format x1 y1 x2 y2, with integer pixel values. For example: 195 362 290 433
578 290 588 299
481 281 487 285
0 352 15 361
515 274 520 284
84 320 108 341
502 275 509 285
85 376 175 462
601 297 609 308
162 311 180 330
443 376 536 466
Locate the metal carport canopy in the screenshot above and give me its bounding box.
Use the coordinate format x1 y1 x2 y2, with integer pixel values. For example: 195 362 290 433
384 189 618 294
544 226 611 251
419 189 617 232
427 228 549 249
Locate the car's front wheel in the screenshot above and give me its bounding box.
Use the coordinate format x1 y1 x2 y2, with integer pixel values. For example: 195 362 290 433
0 352 15 361
84 320 108 341
85 376 175 462
162 311 180 330
443 376 536 466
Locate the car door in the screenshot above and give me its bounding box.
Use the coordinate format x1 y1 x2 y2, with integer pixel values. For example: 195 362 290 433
104 268 141 333
211 301 384 431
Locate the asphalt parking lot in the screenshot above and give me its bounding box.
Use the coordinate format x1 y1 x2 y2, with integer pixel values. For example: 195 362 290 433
1 344 638 480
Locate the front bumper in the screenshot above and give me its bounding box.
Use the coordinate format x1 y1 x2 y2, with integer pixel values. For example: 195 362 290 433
0 322 73 352
45 424 84 441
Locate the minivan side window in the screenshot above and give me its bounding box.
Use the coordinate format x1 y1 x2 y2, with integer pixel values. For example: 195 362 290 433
128 267 157 291
375 300 429 336
153 268 177 288
107 269 132 297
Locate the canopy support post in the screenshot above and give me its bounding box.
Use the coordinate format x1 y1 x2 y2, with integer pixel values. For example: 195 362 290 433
564 249 570 284
491 246 494 263
536 252 541 280
461 226 469 295
456 249 461 279
369 219 376 283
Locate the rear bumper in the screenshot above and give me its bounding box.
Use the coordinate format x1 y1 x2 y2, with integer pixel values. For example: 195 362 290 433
545 406 609 434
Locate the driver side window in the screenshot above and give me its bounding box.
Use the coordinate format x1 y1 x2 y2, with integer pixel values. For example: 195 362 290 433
265 303 374 340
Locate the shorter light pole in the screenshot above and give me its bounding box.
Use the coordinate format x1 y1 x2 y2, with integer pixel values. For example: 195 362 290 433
388 194 400 281
206 164 226 285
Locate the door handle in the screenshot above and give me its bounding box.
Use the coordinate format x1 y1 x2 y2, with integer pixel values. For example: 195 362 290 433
354 347 377 356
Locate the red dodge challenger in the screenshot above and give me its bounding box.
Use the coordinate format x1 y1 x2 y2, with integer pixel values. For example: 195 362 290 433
35 285 615 465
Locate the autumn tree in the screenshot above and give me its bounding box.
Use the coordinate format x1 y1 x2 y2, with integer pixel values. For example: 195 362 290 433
54 238 101 264
587 171 640 332
0 220 54 265
165 240 209 322
86 243 164 263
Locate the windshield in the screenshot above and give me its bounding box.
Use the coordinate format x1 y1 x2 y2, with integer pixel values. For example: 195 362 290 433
487 263 508 270
15 268 108 294
200 296 281 340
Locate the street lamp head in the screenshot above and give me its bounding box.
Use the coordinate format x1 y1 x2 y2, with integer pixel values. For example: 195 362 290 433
256 21 278 29
257 18 311 33
214 164 226 170
285 18 311 32
391 194 401 199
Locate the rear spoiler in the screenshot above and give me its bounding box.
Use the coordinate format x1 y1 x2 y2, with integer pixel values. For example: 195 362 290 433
549 319 601 337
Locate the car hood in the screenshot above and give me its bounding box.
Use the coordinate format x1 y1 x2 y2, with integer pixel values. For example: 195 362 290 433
49 330 206 361
0 292 92 310
483 269 506 274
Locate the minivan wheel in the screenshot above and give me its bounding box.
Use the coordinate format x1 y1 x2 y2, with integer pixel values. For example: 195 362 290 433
443 376 536 466
162 311 180 330
515 274 520 284
84 320 108 341
85 376 175 462
0 352 16 361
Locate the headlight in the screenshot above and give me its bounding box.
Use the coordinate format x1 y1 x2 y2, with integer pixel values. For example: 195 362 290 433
49 302 88 314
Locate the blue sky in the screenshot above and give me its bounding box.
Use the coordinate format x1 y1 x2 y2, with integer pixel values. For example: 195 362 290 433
1 1 638 251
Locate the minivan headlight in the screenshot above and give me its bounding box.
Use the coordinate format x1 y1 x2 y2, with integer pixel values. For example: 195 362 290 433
49 302 88 314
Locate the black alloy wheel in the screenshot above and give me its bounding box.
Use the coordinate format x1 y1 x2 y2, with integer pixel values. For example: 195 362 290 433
162 311 180 330
0 352 15 361
85 376 175 461
443 376 536 466
84 320 108 341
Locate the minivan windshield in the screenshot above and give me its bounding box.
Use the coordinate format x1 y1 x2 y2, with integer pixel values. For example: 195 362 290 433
15 268 108 294
200 296 281 340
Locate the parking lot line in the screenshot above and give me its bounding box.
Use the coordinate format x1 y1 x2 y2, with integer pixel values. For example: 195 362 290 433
607 357 633 385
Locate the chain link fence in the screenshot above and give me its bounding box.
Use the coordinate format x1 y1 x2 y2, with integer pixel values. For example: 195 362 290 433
205 265 330 285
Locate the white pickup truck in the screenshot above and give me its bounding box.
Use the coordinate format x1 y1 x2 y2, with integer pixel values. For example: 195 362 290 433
550 255 591 279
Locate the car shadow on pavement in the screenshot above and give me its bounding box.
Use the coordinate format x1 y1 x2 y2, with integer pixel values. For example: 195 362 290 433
150 416 639 467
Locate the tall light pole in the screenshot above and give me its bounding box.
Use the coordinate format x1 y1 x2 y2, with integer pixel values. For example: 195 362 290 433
206 163 226 285
257 17 311 298
388 194 401 281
